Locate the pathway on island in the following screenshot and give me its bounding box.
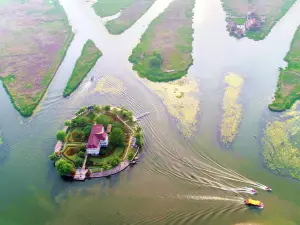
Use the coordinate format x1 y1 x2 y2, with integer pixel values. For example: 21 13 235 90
90 161 130 178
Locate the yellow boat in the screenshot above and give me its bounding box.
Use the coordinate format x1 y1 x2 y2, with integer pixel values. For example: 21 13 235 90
244 198 264 208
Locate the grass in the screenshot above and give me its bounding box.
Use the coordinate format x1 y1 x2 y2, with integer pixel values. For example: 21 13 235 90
129 0 195 82
93 0 134 17
232 17 246 25
89 147 125 165
63 40 102 97
0 1 74 117
103 0 156 35
269 26 300 111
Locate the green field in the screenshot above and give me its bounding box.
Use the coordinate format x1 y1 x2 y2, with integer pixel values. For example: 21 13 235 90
269 26 300 111
63 40 102 97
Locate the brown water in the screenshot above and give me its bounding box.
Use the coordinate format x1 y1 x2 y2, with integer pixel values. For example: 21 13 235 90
0 0 300 224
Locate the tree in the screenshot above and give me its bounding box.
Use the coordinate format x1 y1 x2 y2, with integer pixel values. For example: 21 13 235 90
94 105 101 113
72 130 85 142
128 152 134 161
149 51 163 68
84 124 92 138
75 157 84 168
96 115 111 128
104 105 111 111
49 152 60 162
78 151 85 158
64 120 71 127
112 121 124 130
56 130 66 142
78 144 86 153
136 132 144 147
109 128 125 147
111 157 120 167
55 159 74 175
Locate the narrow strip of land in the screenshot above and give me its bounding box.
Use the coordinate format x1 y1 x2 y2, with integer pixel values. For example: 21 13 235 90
63 40 102 97
93 0 156 34
129 0 195 82
0 0 74 117
269 26 300 111
222 0 297 40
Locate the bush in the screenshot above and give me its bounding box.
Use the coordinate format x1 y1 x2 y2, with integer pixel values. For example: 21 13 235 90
72 130 85 142
109 128 126 147
111 157 120 167
136 132 144 147
78 151 85 158
56 130 66 142
112 121 124 130
84 124 92 138
78 144 86 152
96 114 112 128
55 159 75 175
128 152 134 161
104 105 111 111
75 157 84 167
49 152 60 161
149 52 163 68
75 107 87 116
65 120 71 126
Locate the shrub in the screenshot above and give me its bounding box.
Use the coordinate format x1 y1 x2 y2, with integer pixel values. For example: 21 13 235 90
78 144 86 152
72 130 85 142
64 120 71 126
55 159 75 175
136 132 144 147
112 121 124 130
104 105 111 111
78 151 85 159
49 152 60 161
75 107 87 116
84 124 92 138
109 128 126 147
128 152 134 161
56 130 66 142
111 157 120 167
149 51 163 68
75 157 84 167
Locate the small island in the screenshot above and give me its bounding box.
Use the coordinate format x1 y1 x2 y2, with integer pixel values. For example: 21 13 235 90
49 105 143 180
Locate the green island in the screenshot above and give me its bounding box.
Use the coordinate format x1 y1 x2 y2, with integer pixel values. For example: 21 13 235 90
269 26 300 112
0 0 74 117
222 0 297 40
49 105 144 180
63 40 102 97
262 104 300 180
93 0 156 35
129 0 195 82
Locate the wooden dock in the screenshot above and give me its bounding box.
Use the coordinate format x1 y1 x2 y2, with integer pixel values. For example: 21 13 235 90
73 168 88 181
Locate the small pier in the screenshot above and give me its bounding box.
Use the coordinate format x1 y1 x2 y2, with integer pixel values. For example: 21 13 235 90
135 112 150 120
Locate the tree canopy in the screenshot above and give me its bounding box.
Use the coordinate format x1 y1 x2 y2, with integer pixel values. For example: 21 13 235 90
49 152 60 161
55 159 74 175
109 128 125 147
56 130 66 142
96 114 111 128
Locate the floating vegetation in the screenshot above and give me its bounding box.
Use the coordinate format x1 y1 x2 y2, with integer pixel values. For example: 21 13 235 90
145 77 200 137
262 103 300 179
220 73 244 146
90 76 124 95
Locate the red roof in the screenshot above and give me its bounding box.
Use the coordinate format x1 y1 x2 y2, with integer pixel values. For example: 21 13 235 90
86 125 107 148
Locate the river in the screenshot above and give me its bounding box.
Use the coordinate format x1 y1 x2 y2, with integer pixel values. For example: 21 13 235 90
0 0 300 224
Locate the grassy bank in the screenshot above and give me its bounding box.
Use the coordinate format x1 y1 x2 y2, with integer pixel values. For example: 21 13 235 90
93 0 134 17
104 0 156 35
221 0 297 40
63 40 102 97
129 0 195 82
0 0 74 117
269 26 300 112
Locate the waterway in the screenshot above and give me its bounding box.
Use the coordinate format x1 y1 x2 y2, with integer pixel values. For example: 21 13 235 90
0 0 300 224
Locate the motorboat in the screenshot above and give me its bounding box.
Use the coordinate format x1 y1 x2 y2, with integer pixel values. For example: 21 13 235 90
90 76 94 82
244 198 264 209
264 186 272 192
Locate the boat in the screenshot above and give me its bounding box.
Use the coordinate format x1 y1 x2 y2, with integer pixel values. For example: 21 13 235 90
264 186 272 192
244 198 264 209
90 76 94 82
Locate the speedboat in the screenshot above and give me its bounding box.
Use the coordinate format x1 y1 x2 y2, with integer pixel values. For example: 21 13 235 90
264 186 272 192
90 76 94 82
245 198 264 209
250 188 257 194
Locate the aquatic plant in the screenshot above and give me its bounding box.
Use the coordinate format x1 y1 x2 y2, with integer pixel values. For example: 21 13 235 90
220 73 244 146
262 104 300 179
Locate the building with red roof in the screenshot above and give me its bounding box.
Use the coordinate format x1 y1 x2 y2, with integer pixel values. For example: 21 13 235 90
86 124 109 155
